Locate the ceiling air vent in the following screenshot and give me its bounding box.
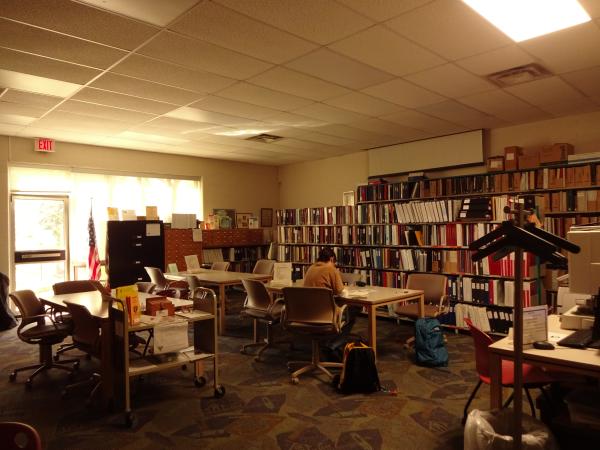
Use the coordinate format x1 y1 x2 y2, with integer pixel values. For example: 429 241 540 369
486 63 552 87
246 133 283 144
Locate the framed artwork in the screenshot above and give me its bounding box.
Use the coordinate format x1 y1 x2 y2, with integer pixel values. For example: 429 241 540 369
236 212 252 228
260 208 273 227
343 190 355 206
213 208 236 229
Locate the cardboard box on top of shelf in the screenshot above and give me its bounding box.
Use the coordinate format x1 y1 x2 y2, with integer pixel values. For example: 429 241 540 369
487 156 504 172
504 146 523 170
540 143 574 165
518 148 541 170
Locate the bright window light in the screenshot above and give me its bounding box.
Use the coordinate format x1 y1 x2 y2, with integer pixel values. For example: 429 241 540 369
463 0 591 42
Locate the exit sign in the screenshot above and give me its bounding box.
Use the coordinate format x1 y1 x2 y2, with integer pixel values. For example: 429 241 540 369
34 138 55 152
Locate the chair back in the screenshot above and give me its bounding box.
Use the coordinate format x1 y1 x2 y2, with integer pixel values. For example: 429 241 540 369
465 317 493 378
282 287 340 330
135 281 155 293
242 279 272 311
63 301 101 355
406 273 447 303
144 267 169 290
0 422 42 450
252 259 275 275
186 276 200 292
52 280 106 295
8 290 44 319
211 261 230 271
340 272 361 286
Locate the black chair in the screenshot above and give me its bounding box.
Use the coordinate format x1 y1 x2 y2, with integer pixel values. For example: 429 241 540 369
8 290 78 389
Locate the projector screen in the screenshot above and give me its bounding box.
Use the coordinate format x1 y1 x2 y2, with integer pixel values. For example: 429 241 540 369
368 130 484 177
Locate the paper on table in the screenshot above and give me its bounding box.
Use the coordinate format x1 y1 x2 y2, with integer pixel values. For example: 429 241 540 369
342 288 371 298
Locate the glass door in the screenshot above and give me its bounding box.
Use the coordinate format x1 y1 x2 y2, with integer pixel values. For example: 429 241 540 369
11 194 70 293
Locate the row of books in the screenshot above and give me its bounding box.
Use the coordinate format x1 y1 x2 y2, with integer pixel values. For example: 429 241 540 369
448 276 539 307
277 222 497 247
537 189 600 213
277 245 538 277
355 162 597 201
453 304 513 334
224 246 268 262
356 199 463 224
276 206 355 226
542 215 600 238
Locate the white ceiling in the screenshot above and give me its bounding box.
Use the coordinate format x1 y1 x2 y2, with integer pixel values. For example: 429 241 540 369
0 0 599 166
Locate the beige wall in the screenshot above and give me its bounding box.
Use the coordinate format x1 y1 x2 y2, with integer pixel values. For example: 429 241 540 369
278 151 368 209
0 135 279 275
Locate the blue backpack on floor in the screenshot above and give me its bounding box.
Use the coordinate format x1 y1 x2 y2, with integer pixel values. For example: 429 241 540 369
415 318 448 367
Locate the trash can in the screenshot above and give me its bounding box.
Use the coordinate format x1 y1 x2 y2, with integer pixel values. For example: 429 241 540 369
464 409 558 450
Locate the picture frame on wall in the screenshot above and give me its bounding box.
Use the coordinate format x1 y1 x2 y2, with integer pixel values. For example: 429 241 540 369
260 208 273 227
213 208 236 229
236 212 252 228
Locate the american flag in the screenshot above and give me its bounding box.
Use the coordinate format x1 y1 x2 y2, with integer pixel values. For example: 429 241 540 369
88 207 101 280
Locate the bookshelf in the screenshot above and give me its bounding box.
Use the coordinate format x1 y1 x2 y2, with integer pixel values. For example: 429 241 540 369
276 160 599 335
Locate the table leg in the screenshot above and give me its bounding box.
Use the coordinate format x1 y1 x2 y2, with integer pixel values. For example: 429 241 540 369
218 284 226 335
367 306 377 358
100 320 113 409
418 293 425 318
489 351 503 409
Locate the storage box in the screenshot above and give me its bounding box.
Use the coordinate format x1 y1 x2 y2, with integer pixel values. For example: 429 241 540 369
504 146 523 170
518 151 541 169
146 296 175 316
540 143 574 164
487 156 504 172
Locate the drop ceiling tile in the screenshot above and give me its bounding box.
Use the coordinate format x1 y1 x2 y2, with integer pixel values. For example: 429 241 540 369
416 100 492 127
329 25 445 76
146 116 205 132
456 45 537 76
260 112 327 129
117 131 189 145
270 137 323 151
311 123 395 144
505 76 585 107
89 73 203 105
58 100 155 124
381 109 462 133
0 101 50 118
248 67 350 101
78 0 200 27
291 103 370 124
286 48 395 89
561 66 600 97
214 0 372 45
72 88 178 115
190 96 283 120
293 131 358 147
112 55 236 94
138 31 272 80
0 19 127 69
337 0 433 22
0 123 25 135
386 0 510 60
323 92 402 116
165 106 257 127
0 47 101 85
0 0 159 50
459 116 509 130
539 97 600 117
362 78 445 108
34 110 131 134
171 1 316 64
459 90 543 122
519 22 600 73
0 113 35 125
1 89 62 109
349 117 423 137
0 69 81 97
217 82 314 111
405 64 496 98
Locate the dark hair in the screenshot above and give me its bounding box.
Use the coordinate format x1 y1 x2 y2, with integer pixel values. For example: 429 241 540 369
317 247 336 263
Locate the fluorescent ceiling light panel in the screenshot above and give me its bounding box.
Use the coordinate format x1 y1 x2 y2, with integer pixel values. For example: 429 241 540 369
216 129 271 137
0 69 81 97
462 0 591 42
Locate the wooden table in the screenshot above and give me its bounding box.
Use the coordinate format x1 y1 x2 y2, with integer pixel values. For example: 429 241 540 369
266 281 424 357
167 270 272 334
488 315 600 408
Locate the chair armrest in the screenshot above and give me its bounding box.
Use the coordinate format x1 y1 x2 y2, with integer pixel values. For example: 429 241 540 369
267 297 285 316
334 304 348 332
438 294 450 312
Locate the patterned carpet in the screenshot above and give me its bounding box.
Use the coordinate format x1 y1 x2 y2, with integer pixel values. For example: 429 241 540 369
0 296 491 450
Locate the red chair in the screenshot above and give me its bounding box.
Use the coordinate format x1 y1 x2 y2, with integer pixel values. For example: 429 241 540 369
462 318 554 424
0 422 42 450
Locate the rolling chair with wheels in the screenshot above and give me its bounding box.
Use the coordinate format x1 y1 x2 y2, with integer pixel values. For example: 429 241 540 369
281 287 346 384
144 266 189 298
240 278 286 361
61 301 102 404
462 318 554 424
8 290 78 389
0 421 42 450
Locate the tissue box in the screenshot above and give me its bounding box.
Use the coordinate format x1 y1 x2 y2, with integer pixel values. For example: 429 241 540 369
146 297 175 316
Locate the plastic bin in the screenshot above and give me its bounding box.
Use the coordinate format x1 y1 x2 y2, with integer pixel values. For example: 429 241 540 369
464 409 558 450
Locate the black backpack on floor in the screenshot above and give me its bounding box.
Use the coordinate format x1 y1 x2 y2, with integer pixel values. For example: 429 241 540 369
333 341 381 394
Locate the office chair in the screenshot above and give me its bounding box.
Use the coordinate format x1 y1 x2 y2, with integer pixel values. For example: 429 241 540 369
240 279 286 361
135 281 155 293
340 272 361 286
394 273 448 348
252 259 275 276
282 287 346 384
462 318 554 424
61 301 102 404
0 422 42 450
8 290 78 389
211 261 230 271
144 266 189 298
